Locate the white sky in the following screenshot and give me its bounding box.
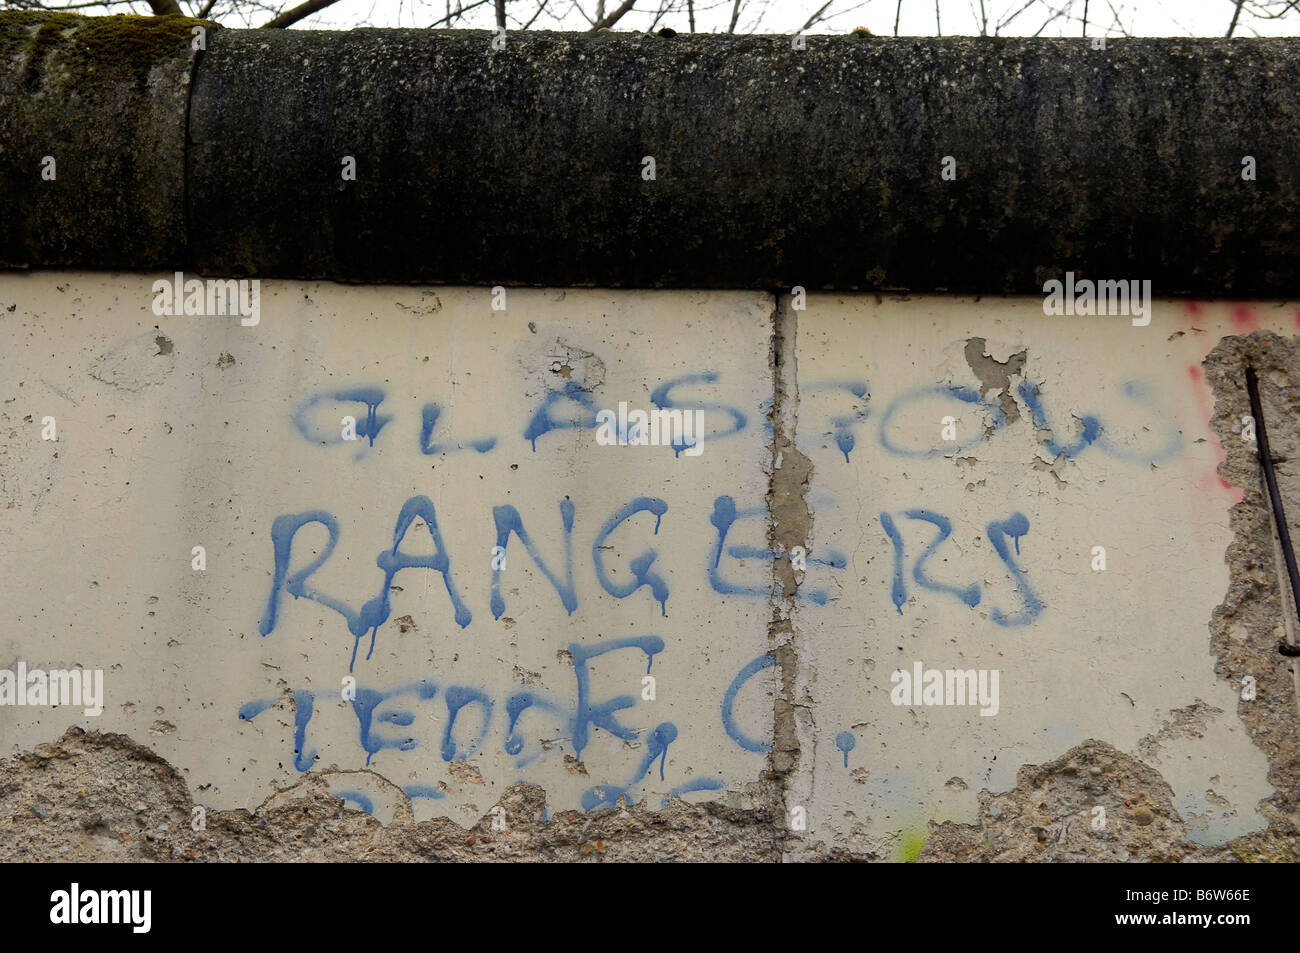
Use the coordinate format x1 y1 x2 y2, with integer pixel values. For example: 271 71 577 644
284 0 1295 36
12 0 1291 36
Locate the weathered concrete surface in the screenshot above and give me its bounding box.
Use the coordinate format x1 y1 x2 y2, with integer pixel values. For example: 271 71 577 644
190 30 1300 291
0 275 776 836
0 14 209 269
5 12 1300 292
0 728 779 861
3 276 1300 862
784 296 1300 861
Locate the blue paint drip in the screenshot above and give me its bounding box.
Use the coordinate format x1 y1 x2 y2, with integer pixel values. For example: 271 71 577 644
259 499 471 671
986 512 1043 626
491 500 577 619
834 730 857 768
580 718 682 811
579 722 677 811
259 510 354 638
350 496 473 670
292 689 316 772
721 653 777 753
880 512 907 615
646 722 678 782
807 380 871 462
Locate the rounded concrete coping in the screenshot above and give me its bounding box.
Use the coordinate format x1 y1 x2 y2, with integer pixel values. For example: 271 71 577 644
3 11 1300 293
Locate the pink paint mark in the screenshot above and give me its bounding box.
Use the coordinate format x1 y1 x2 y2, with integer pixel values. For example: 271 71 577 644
1293 309 1300 331
1183 300 1204 323
1187 364 1242 500
1231 305 1258 333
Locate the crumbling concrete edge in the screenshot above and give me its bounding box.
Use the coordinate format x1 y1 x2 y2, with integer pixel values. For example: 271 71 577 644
915 329 1300 862
1199 330 1300 861
0 727 783 861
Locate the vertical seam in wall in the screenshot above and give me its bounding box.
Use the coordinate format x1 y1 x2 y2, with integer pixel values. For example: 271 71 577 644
766 290 812 859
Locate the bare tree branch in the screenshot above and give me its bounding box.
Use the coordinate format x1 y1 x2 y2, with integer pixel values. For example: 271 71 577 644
521 0 550 27
592 0 634 28
261 0 344 27
934 0 940 35
1227 0 1246 35
1104 0 1129 36
894 0 902 35
427 0 490 27
568 0 595 26
494 0 504 26
727 0 740 32
1030 0 1068 37
149 0 182 14
799 0 832 32
996 0 1038 32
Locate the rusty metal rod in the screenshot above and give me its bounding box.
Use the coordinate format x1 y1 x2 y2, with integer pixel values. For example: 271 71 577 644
1246 365 1300 643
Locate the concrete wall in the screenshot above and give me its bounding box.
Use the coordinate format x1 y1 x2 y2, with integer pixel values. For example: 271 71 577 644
3 271 1298 861
4 10 1299 863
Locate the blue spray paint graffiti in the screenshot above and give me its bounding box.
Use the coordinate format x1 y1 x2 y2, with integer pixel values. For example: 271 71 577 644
804 379 871 463
523 381 600 451
650 372 747 453
721 653 777 753
710 497 845 604
259 496 473 671
238 642 767 812
570 635 665 759
591 498 670 616
880 509 1042 625
491 500 578 619
419 402 497 455
1017 380 1181 466
293 387 392 456
878 384 1006 458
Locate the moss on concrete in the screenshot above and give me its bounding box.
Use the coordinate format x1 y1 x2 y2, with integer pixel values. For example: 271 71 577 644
1 12 208 84
0 12 208 268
